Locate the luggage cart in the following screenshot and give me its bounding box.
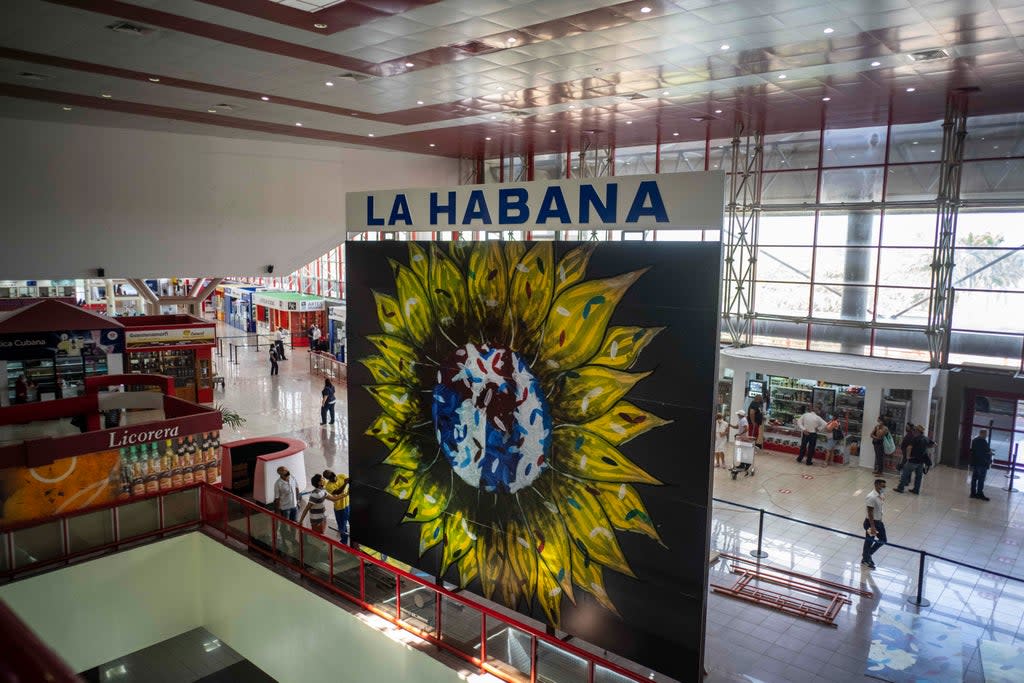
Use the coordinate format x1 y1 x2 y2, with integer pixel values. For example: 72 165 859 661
730 439 756 479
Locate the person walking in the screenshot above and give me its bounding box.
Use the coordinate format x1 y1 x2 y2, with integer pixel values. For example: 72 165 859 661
274 327 287 360
969 429 993 501
14 373 28 404
894 425 934 494
269 346 279 376
273 466 301 521
298 474 329 533
312 324 323 351
323 469 350 544
861 478 887 569
824 415 843 467
320 378 336 425
870 416 890 475
796 405 827 466
713 413 729 468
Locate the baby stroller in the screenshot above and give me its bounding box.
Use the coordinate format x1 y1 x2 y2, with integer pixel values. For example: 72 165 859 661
730 439 756 479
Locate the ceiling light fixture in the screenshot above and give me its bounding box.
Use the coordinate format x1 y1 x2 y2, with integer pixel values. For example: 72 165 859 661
489 115 497 119
261 96 269 101
662 90 669 95
506 37 516 44
673 132 679 136
626 120 632 124
822 96 831 101
101 93 112 98
714 108 723 113
550 128 556 133
416 100 424 105
295 122 303 126
823 27 834 34
906 87 916 92
314 23 328 29
568 104 576 109
871 61 881 67
429 143 436 147
640 6 652 13
62 106 72 111
778 74 787 79
368 133 375 137
207 108 217 113
325 81 334 87
720 44 730 50
148 77 160 82
485 136 492 141
405 62 414 67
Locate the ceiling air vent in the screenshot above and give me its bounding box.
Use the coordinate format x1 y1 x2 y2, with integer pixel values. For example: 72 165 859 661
628 93 648 100
908 48 949 62
333 72 372 84
106 21 155 36
452 40 496 55
17 72 51 81
507 110 531 117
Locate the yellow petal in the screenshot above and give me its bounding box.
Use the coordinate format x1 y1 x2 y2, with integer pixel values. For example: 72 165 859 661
580 400 672 446
590 326 663 370
373 291 407 339
382 438 422 470
550 366 650 423
475 530 503 600
522 484 575 601
504 519 538 606
552 426 661 485
428 244 468 329
404 469 450 522
594 482 663 543
570 543 618 614
510 242 555 339
504 240 526 281
555 476 634 578
408 242 429 284
457 550 479 588
554 243 595 296
441 508 479 574
448 240 472 267
540 269 646 372
535 561 564 627
365 384 420 422
391 260 435 346
385 469 416 501
466 241 508 329
360 355 404 384
366 412 403 448
367 334 419 385
419 515 444 555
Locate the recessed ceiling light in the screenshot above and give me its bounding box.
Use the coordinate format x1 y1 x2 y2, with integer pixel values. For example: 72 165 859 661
368 133 375 137
497 86 504 91
506 37 516 44
550 128 556 133
101 93 112 98
314 23 327 29
485 136 492 141
416 100 424 105
429 143 435 147
568 104 576 109
826 147 833 151
148 77 160 82
295 122 303 126
930 149 936 153
778 74 787 79
405 62 414 67
714 108 723 113
822 96 831 101
912 141 919 144
489 115 497 119
207 108 217 113
906 87 916 92
261 96 270 101
325 81 334 87
640 6 652 13
662 90 669 95
672 132 679 136
62 106 72 111
823 27 834 34
871 61 881 67
626 120 632 124
720 44 730 50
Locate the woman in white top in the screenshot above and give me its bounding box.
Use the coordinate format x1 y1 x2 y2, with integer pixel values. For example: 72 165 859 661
714 413 729 468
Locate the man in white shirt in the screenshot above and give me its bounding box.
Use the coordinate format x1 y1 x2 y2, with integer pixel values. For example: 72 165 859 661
733 411 749 437
795 405 827 466
861 478 887 569
274 328 287 360
311 324 322 351
273 466 301 522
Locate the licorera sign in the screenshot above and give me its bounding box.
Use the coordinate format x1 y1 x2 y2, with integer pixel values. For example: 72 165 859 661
344 171 725 234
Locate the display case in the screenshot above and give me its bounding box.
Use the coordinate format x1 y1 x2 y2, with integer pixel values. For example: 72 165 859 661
128 349 197 402
6 353 108 402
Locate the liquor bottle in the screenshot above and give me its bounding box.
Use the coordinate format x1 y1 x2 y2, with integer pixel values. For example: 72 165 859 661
190 436 207 484
205 432 220 484
130 446 145 496
118 448 132 499
158 439 173 491
145 442 160 494
180 437 194 484
169 438 183 488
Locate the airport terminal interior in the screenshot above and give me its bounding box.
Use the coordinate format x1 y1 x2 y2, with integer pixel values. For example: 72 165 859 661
2 0 1024 682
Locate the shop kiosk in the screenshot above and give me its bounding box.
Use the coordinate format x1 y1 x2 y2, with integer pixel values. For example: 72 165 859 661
119 315 217 403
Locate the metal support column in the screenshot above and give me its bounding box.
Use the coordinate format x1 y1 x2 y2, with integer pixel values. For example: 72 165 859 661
722 123 764 347
927 94 968 367
572 134 614 180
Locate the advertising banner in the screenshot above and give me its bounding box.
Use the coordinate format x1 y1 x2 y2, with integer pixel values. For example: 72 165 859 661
345 171 725 234
347 240 721 681
125 327 215 347
0 329 125 360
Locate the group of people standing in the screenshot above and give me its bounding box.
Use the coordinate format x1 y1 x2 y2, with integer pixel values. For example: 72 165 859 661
273 465 351 545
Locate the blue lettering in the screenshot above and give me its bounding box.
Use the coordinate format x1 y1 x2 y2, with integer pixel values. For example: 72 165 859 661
579 184 617 223
461 190 492 225
625 181 669 223
498 188 530 224
430 191 456 225
536 187 571 224
366 195 385 226
388 194 412 226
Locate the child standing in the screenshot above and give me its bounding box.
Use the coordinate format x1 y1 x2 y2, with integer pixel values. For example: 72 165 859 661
714 413 729 468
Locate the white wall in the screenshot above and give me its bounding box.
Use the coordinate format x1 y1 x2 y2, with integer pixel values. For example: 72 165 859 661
0 120 459 279
0 534 471 683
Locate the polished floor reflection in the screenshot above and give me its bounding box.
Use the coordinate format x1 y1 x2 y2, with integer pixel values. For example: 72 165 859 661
212 322 1024 683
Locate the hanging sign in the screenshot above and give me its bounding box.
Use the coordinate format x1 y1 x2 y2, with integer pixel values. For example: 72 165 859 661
345 171 725 233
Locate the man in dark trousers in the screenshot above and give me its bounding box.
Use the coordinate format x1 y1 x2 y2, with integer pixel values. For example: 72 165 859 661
269 346 279 376
894 425 933 494
861 478 887 570
970 429 993 501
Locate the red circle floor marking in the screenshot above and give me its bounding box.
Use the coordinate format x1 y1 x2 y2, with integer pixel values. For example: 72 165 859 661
801 474 814 480
778 488 792 494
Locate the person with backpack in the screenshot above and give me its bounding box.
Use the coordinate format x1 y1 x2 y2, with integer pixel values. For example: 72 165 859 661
870 416 891 475
969 429 993 501
320 378 336 425
824 415 844 466
894 425 934 494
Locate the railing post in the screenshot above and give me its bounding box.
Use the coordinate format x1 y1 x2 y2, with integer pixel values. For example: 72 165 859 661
479 613 487 670
906 550 931 607
1007 443 1019 493
530 635 538 683
750 508 769 559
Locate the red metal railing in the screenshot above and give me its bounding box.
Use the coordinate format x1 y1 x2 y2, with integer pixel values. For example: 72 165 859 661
0 484 657 683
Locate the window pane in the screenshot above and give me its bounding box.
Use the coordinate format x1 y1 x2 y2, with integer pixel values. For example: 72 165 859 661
964 113 1024 159
953 249 1024 291
818 211 880 246
821 167 884 202
889 120 944 163
763 130 821 171
809 323 871 354
762 170 817 204
759 213 815 245
885 164 940 200
757 246 813 282
881 212 936 247
752 321 808 349
822 125 887 167
813 247 877 285
754 282 809 316
953 290 1024 334
878 248 934 288
957 211 1024 245
961 160 1024 199
949 331 1023 369
812 284 873 320
875 287 931 325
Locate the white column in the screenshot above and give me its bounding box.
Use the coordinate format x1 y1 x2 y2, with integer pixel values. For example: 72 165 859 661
860 383 883 469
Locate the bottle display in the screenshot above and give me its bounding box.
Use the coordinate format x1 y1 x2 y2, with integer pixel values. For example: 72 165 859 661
169 438 183 488
205 431 220 484
118 448 132 499
180 437 194 484
144 442 160 494
158 439 173 491
187 436 203 484
129 446 145 496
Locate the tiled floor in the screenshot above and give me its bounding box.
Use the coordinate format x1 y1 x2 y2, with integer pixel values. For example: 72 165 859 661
212 322 1024 683
79 627 274 683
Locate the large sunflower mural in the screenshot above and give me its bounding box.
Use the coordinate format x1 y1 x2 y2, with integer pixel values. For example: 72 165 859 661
357 240 670 627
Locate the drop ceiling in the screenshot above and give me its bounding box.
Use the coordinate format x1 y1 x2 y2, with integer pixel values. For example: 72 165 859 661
3 0 1024 159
